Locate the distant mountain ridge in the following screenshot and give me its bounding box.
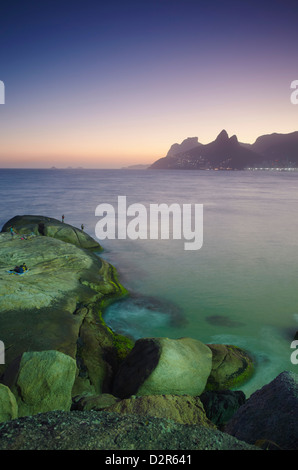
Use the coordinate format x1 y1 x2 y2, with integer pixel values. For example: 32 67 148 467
166 137 201 157
150 130 298 170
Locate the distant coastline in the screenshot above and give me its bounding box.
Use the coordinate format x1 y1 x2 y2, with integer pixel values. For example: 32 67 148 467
121 164 151 170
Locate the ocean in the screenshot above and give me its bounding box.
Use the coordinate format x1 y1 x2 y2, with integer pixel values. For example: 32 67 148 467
1 167 298 396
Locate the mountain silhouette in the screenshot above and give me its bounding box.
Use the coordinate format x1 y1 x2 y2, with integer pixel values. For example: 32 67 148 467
244 131 298 165
166 137 201 157
150 130 298 170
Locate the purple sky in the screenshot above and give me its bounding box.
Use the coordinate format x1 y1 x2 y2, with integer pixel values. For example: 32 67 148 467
0 0 297 168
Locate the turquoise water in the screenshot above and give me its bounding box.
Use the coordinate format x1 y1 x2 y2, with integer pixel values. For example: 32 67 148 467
1 168 298 395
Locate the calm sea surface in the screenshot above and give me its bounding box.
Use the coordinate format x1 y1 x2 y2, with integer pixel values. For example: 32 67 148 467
1 168 298 396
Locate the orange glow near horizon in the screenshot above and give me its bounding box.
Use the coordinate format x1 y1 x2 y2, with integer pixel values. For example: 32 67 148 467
1 83 297 169
0 111 297 169
1 58 297 169
0 0 297 170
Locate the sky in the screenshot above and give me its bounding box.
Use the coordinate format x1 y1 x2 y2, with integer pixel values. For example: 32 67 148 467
0 0 297 168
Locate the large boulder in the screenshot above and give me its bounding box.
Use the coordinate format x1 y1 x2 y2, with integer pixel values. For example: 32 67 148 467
225 371 298 450
112 337 212 398
2 350 77 417
1 214 102 251
206 344 254 390
0 384 18 423
102 394 216 427
0 222 131 398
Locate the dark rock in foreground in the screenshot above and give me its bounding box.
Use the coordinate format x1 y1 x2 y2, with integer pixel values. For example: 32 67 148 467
0 410 260 450
200 390 246 429
225 371 298 450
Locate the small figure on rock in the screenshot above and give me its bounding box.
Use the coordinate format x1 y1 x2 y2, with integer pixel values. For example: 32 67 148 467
81 224 84 231
13 263 28 274
62 215 65 223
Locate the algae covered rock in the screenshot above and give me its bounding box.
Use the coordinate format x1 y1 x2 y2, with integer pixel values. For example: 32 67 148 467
206 344 254 391
3 350 77 417
0 384 18 423
0 224 129 397
112 337 212 398
1 214 102 250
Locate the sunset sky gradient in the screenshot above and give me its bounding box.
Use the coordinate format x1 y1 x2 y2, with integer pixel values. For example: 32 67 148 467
0 0 297 168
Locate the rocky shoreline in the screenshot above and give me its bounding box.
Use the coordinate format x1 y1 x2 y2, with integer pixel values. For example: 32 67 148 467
0 215 297 450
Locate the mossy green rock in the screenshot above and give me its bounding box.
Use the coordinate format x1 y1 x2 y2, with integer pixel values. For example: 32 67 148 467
0 384 18 423
1 214 102 251
0 218 130 397
206 344 254 391
6 350 77 417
